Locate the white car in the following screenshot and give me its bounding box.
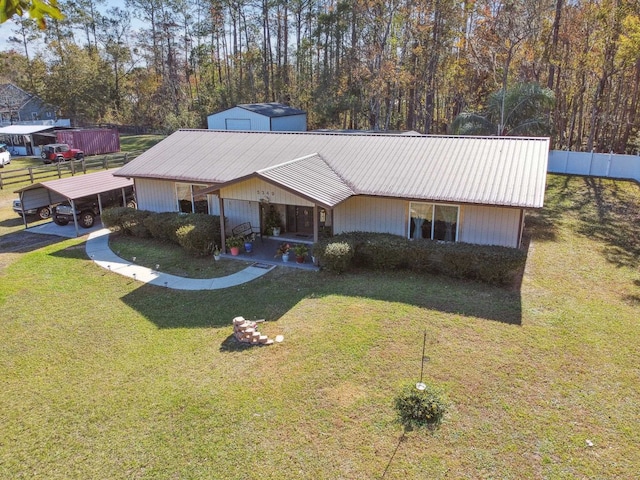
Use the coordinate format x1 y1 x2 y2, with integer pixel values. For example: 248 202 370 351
0 143 11 167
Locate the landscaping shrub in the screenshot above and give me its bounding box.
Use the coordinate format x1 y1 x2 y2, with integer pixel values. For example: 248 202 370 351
439 245 476 280
106 209 222 256
101 207 151 237
125 208 151 237
101 207 126 230
143 212 192 243
406 239 442 273
313 232 526 285
394 383 447 431
315 241 354 273
471 246 527 285
353 233 412 270
175 214 221 256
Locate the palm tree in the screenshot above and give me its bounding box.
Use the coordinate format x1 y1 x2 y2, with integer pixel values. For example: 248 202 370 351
450 83 555 136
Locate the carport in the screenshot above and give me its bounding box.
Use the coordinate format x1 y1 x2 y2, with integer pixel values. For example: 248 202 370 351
0 124 56 156
15 169 134 237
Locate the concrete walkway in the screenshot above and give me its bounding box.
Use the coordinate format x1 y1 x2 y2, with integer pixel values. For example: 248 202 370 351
86 228 276 290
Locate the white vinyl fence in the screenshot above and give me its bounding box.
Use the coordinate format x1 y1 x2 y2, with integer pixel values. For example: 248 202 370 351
548 150 640 182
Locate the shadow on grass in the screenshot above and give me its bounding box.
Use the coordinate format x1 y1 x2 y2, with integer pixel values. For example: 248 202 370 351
114 266 523 329
0 231 63 254
219 334 250 352
47 234 525 330
0 216 26 228
563 177 640 268
381 431 409 478
522 176 570 243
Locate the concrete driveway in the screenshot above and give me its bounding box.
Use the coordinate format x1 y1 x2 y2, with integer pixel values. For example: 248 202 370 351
24 219 105 238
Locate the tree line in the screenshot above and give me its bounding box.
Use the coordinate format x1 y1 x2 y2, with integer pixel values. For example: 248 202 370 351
1 0 639 153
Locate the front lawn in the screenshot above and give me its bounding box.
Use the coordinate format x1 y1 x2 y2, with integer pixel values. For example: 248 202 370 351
0 175 638 479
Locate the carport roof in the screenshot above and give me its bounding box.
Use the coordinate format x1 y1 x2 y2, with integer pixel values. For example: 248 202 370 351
15 168 133 199
0 125 55 135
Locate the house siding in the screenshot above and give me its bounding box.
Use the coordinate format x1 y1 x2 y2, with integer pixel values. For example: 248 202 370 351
208 107 271 131
271 115 307 131
458 205 522 248
334 197 521 247
135 179 178 212
222 199 260 235
221 178 314 206
334 196 407 235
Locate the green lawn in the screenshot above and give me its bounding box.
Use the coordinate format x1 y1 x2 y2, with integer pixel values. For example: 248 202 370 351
119 134 166 152
1 175 639 479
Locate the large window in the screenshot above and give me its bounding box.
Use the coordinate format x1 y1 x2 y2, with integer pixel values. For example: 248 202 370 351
409 202 459 242
176 183 210 214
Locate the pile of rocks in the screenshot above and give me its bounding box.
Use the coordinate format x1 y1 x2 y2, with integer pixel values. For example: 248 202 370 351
233 316 274 346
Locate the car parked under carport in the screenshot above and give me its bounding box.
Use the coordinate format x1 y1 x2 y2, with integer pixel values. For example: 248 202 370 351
14 169 135 236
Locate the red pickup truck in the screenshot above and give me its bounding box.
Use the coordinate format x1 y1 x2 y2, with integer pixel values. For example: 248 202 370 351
41 143 84 164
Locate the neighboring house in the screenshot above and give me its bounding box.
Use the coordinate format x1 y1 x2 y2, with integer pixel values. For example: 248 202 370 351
0 83 57 126
115 130 550 249
207 103 307 131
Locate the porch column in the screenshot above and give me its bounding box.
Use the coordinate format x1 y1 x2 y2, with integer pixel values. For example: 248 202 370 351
313 205 318 243
219 196 227 252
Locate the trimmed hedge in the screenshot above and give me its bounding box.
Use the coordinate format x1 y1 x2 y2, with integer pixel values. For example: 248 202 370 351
103 209 222 257
101 207 152 237
175 214 222 256
314 232 526 285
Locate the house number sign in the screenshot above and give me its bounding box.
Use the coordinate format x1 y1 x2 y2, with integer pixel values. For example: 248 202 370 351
257 190 277 202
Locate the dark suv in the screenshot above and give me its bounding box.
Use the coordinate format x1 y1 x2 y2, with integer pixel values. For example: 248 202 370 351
41 144 84 164
52 187 136 228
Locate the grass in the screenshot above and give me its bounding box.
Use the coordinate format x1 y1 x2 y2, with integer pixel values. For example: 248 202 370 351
119 134 166 152
109 234 251 278
1 174 639 479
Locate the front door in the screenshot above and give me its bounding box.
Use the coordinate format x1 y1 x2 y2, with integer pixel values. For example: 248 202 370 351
286 205 314 236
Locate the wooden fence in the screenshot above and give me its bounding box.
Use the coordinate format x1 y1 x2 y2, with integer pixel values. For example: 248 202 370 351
0 152 139 190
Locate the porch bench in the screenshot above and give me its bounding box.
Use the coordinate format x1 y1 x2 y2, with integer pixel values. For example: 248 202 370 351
231 222 262 241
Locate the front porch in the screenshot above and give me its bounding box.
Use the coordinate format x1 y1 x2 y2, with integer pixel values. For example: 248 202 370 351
220 234 319 271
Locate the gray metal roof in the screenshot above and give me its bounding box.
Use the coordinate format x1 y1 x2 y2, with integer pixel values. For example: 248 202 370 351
16 168 133 201
256 154 354 208
116 130 550 208
237 103 306 117
0 125 54 135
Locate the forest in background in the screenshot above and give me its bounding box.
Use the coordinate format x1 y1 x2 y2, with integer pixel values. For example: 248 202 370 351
1 0 640 153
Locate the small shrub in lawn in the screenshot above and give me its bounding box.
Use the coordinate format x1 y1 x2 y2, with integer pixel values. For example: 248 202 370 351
395 383 447 431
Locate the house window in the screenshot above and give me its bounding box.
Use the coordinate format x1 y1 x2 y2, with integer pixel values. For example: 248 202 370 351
409 202 459 242
176 183 210 214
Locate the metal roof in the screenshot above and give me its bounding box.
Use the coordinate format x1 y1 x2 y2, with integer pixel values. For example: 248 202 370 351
237 103 306 117
256 154 354 208
0 125 55 135
116 130 550 208
16 168 133 200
